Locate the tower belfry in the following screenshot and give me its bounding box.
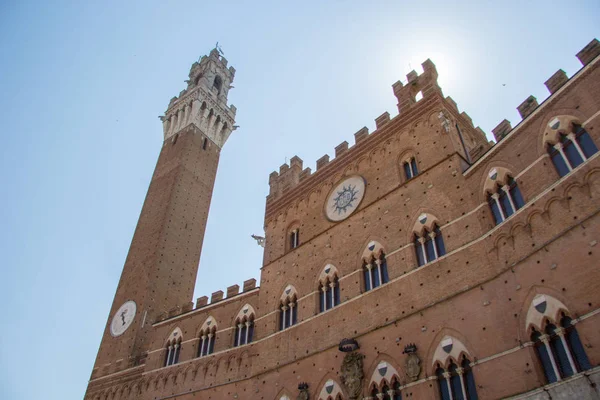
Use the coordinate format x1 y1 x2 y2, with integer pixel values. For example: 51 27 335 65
89 48 236 379
161 47 237 146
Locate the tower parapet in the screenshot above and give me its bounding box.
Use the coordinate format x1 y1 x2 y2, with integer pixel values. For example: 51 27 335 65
160 48 237 148
392 59 442 114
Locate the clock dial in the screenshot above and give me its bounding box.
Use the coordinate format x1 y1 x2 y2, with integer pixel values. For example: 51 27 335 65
110 301 137 337
324 175 366 222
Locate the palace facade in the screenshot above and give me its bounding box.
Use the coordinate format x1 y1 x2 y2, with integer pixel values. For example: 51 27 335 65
86 39 600 400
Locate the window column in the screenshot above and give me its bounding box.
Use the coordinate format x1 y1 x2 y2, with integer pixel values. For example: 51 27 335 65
289 302 295 327
165 345 173 366
237 323 243 346
491 193 506 221
443 371 454 400
329 282 335 307
207 332 214 355
541 334 562 381
502 185 517 215
321 284 328 310
244 321 251 344
555 327 578 374
366 263 373 290
456 367 468 399
567 132 587 161
429 231 439 259
199 335 206 357
282 305 288 329
419 237 427 264
554 143 573 171
375 259 383 287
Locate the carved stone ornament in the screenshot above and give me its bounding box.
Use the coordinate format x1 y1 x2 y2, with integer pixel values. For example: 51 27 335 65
340 351 365 400
296 383 310 400
404 352 421 382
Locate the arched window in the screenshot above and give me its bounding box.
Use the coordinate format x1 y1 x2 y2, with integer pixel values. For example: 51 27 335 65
233 305 255 347
526 294 592 383
436 358 478 400
487 176 525 225
164 337 181 367
319 276 340 312
368 361 403 399
213 75 223 94
197 317 217 358
414 224 445 267
531 316 591 383
363 253 389 291
279 285 298 331
548 124 598 177
403 157 419 180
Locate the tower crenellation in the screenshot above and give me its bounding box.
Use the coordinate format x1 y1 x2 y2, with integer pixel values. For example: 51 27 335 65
160 47 237 148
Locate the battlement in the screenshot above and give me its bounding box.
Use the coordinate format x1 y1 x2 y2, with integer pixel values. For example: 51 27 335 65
266 59 486 204
490 38 599 142
267 39 600 204
154 278 258 324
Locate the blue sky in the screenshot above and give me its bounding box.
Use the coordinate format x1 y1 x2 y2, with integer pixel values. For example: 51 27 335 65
0 1 598 399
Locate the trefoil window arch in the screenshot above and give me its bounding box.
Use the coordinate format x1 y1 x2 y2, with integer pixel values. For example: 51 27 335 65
198 317 217 357
414 224 445 267
363 249 390 291
279 285 298 331
526 294 591 383
531 315 591 383
547 124 598 177
233 305 255 347
319 276 341 312
435 356 478 400
164 337 182 367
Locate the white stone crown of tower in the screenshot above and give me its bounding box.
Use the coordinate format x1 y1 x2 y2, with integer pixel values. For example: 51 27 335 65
160 48 237 148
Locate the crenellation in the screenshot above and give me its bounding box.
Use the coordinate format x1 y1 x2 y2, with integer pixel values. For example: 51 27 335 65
545 69 569 94
492 119 512 142
460 111 474 128
226 284 240 298
516 95 539 119
445 96 458 112
374 111 391 129
243 278 257 291
316 154 330 170
195 296 208 308
576 38 600 66
354 126 369 144
210 290 223 303
334 141 349 157
393 59 442 114
299 167 312 181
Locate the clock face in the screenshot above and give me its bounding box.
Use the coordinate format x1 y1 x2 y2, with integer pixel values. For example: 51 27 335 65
324 175 366 222
110 301 137 337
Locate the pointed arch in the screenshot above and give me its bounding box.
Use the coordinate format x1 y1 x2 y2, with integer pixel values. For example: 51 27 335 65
233 304 256 347
361 240 389 292
367 354 402 391
279 284 299 330
315 376 345 400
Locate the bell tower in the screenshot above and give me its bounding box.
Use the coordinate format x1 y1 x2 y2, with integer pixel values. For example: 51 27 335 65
89 48 237 379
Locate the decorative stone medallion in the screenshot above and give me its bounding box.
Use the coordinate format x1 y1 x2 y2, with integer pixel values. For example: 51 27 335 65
325 175 366 222
110 300 136 337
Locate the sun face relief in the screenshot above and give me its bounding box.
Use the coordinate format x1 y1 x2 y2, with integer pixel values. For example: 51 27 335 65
325 175 366 221
110 301 137 337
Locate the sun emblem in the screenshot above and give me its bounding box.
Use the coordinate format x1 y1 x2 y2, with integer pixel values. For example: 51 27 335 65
332 184 359 215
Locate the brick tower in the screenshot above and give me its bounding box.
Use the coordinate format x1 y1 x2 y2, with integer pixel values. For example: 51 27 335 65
90 48 237 378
